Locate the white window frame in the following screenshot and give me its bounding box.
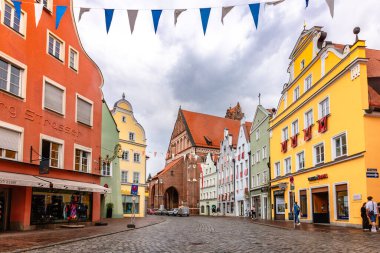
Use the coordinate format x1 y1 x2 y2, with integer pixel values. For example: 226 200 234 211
284 157 291 174
133 172 140 183
0 51 27 98
42 76 66 115
293 86 300 102
121 170 128 183
256 129 260 140
332 132 348 160
1 0 27 37
129 132 135 141
296 151 305 171
256 150 260 163
42 0 53 13
122 150 129 161
40 134 64 169
46 30 65 62
313 142 325 166
274 162 281 178
68 46 79 72
318 96 330 119
291 119 299 136
300 59 305 70
262 146 267 159
0 120 24 162
133 152 141 163
73 143 92 173
252 154 256 165
75 93 94 127
101 160 112 176
304 109 313 128
282 127 289 141
304 74 312 92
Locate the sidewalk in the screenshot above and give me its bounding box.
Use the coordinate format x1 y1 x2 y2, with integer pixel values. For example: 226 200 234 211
0 216 166 253
251 218 364 234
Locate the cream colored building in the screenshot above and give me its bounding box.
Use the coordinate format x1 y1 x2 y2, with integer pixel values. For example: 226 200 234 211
112 93 147 218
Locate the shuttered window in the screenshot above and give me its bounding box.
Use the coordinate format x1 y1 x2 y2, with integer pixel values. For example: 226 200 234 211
0 126 20 160
77 96 92 126
44 82 64 114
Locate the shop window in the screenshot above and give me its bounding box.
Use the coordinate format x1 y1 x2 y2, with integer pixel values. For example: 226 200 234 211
122 195 139 214
121 171 128 183
48 32 64 61
0 58 23 97
42 139 62 168
333 133 347 159
76 95 93 126
336 184 349 220
44 80 65 115
314 143 325 165
129 132 135 141
133 172 139 183
0 126 21 161
69 47 79 72
101 161 111 176
122 151 129 161
133 153 140 163
300 190 307 218
296 151 305 171
3 1 26 35
74 148 90 172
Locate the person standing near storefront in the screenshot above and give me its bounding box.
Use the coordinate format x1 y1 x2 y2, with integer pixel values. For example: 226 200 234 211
366 196 378 232
361 202 370 231
294 202 300 226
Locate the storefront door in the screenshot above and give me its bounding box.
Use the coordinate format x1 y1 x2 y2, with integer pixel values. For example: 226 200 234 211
0 189 10 232
274 191 285 220
254 196 261 219
312 187 330 224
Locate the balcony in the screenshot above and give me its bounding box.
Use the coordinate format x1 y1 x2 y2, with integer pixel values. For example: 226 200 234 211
317 116 328 133
281 139 288 153
303 125 313 141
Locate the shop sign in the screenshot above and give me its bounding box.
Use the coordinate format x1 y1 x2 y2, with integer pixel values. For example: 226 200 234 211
366 172 379 178
273 190 284 196
353 194 362 201
308 174 328 181
367 168 378 172
0 178 17 185
131 184 138 195
278 183 287 190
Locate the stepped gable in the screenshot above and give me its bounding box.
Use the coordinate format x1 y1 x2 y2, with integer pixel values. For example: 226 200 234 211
225 102 244 120
181 109 241 149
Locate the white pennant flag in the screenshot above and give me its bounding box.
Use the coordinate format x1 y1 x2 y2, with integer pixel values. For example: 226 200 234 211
34 1 43 27
266 0 286 6
78 8 90 22
127 10 138 34
174 9 186 26
221 6 234 25
325 0 334 18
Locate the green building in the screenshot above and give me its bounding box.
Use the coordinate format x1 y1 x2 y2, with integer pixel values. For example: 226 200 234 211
100 101 123 218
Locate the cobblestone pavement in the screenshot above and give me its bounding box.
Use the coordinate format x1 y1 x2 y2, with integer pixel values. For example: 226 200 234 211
25 216 380 253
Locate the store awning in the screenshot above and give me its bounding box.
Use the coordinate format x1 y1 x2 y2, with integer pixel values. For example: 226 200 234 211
0 172 50 188
37 177 111 194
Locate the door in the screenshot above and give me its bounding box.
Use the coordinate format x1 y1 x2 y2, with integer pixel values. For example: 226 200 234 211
274 195 285 220
254 196 261 219
312 188 329 224
0 189 9 232
206 205 210 216
289 192 294 220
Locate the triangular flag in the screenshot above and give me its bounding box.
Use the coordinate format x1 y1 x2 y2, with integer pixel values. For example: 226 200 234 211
325 0 334 18
104 9 114 34
34 1 43 27
151 10 162 34
221 6 234 25
79 8 90 22
174 9 186 26
127 10 138 34
11 1 22 21
306 0 310 8
249 3 260 29
55 6 67 29
200 8 211 35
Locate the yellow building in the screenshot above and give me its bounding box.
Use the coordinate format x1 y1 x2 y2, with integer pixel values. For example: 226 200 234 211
269 26 380 227
112 93 147 218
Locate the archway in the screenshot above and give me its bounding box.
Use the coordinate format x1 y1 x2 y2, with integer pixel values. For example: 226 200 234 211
164 187 179 210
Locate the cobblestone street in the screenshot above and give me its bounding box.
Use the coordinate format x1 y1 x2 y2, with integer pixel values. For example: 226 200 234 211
26 216 380 253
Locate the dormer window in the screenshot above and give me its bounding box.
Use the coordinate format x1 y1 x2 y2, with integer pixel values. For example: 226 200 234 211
204 136 212 146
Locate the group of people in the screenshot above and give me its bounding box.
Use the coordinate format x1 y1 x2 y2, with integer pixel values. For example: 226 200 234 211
361 196 379 232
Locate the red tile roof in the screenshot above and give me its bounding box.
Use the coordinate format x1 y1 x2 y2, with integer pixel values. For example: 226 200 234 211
368 78 380 108
181 109 241 149
244 122 252 142
366 49 380 78
152 158 182 179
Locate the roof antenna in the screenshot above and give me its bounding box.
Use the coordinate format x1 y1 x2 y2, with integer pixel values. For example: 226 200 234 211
258 93 261 105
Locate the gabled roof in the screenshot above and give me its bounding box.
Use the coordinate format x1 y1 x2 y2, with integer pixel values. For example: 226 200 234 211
289 26 322 60
181 109 241 148
152 158 182 179
243 122 252 142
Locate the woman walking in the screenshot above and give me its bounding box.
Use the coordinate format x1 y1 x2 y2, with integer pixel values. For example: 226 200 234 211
361 202 370 231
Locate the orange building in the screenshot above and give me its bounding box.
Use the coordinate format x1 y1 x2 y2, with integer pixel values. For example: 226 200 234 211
0 0 107 231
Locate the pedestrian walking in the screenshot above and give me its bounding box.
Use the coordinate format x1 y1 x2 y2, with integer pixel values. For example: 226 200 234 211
366 196 378 232
251 206 256 220
361 202 370 231
294 201 300 225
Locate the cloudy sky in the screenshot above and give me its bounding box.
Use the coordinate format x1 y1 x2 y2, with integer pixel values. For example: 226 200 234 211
74 0 380 176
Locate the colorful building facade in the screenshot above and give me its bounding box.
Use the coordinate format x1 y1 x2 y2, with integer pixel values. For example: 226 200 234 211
200 153 218 216
0 0 107 231
112 94 147 218
269 26 380 227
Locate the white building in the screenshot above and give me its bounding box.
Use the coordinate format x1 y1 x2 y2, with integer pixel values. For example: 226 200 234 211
234 121 252 216
199 153 218 216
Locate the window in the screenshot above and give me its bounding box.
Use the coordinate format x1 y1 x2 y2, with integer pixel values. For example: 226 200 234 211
291 120 299 136
319 97 330 118
129 132 135 141
300 59 305 70
0 126 21 160
293 86 300 102
336 184 349 220
262 146 267 159
256 150 260 163
42 0 53 11
122 151 129 161
284 158 291 174
48 33 64 61
314 143 324 165
3 1 25 35
305 110 313 128
0 58 23 96
256 129 260 140
275 162 281 177
121 171 128 183
44 80 65 114
300 190 307 218
76 95 93 126
334 134 347 158
133 153 140 163
133 172 139 183
282 127 288 141
101 161 111 176
256 173 260 187
41 139 62 168
122 195 139 214
252 154 255 165
74 148 91 173
296 151 305 171
304 74 312 91
122 116 126 123
69 48 79 71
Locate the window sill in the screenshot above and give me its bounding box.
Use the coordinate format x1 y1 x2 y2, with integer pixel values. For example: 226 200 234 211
44 107 65 117
69 66 78 73
0 88 24 101
48 53 64 64
43 6 53 14
77 121 93 128
3 24 25 39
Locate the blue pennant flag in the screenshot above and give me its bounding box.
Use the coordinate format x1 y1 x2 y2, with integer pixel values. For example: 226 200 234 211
151 10 162 34
249 3 260 29
199 8 211 35
11 1 22 21
104 9 114 34
55 6 67 29
306 0 310 8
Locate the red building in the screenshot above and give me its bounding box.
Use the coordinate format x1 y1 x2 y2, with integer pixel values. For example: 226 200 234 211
0 0 107 231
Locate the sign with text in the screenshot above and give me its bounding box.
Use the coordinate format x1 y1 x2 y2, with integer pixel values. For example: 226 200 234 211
366 172 379 178
308 174 328 182
131 184 138 195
